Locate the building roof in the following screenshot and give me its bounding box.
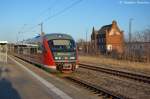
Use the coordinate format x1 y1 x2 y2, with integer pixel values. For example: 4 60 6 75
0 41 8 44
15 43 38 47
98 20 121 34
98 24 112 34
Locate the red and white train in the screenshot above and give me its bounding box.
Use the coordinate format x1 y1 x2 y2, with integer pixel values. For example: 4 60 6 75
14 33 78 73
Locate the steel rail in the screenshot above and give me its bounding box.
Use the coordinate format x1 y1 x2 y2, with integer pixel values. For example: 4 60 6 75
65 77 130 99
79 63 150 84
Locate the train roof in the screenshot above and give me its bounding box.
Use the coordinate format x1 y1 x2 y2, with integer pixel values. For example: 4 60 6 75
23 33 74 44
44 33 74 40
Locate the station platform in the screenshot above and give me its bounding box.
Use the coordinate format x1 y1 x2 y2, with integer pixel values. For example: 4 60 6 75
0 55 100 99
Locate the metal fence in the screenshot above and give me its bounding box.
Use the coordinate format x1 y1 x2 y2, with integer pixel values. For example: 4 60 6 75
77 41 150 63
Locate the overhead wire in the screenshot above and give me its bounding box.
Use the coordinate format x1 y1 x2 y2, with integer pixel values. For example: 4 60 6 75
39 0 58 17
21 0 83 35
43 0 83 23
23 24 39 34
20 0 58 34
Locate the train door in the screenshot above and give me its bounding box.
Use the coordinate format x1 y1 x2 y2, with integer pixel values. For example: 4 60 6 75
0 41 8 63
43 39 55 67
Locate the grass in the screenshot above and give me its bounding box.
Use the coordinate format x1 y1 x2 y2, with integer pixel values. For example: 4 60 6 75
79 55 150 74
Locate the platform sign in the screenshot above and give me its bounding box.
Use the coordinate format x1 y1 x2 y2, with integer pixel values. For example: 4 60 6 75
0 41 8 63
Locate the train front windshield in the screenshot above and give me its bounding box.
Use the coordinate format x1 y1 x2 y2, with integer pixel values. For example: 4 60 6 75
48 39 76 52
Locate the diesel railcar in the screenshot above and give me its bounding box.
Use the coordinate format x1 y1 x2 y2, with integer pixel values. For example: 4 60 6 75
15 33 78 73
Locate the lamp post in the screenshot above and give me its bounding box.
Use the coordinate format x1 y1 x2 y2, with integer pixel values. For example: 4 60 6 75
39 22 44 35
129 18 133 42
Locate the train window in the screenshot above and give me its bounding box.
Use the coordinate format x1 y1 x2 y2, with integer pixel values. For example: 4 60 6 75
53 40 70 45
30 47 37 54
37 43 42 53
48 40 75 52
42 45 48 53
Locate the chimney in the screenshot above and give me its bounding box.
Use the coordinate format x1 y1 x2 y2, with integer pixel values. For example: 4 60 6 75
112 20 117 25
92 26 95 33
112 20 117 28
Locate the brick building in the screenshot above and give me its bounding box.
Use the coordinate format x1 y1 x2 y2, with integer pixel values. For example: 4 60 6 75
91 20 124 54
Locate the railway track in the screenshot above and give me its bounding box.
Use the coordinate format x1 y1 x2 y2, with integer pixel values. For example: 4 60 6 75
14 55 129 98
65 76 130 99
79 63 150 84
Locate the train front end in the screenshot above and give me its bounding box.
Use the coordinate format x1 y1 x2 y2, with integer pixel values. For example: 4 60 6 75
43 34 78 72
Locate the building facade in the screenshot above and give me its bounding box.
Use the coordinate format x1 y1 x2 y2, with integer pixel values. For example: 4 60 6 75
91 20 124 54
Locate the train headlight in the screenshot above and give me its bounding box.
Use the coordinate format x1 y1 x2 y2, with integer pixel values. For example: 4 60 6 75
55 57 58 60
70 57 75 59
58 57 61 60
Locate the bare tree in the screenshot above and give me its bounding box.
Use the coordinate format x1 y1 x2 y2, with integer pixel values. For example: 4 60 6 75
143 28 150 42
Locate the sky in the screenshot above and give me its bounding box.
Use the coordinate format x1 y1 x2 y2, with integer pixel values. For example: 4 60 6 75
0 0 150 42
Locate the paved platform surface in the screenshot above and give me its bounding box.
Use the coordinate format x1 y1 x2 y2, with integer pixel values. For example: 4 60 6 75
0 57 64 99
0 56 100 99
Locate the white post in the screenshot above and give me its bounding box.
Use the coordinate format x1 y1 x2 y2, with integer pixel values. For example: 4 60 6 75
5 44 7 63
0 41 8 63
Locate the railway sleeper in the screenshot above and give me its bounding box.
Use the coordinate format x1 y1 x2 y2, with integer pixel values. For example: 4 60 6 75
65 77 130 99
